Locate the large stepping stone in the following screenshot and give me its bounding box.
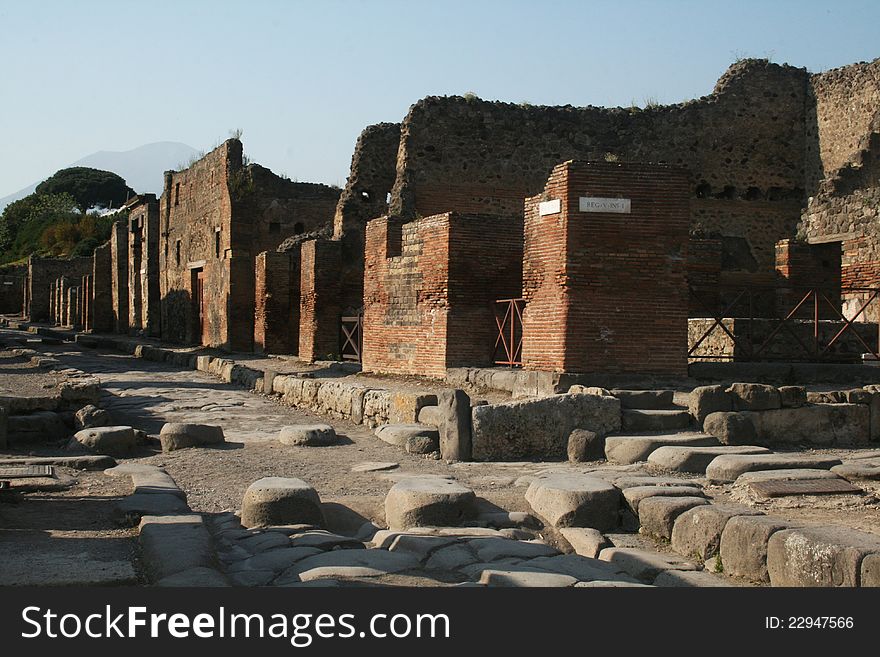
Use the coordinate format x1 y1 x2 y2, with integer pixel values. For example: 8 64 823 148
526 554 640 584
159 423 225 452
240 477 324 528
275 548 421 584
705 454 843 483
638 496 708 539
720 515 800 583
648 445 770 473
605 432 718 464
227 547 323 573
384 477 476 530
279 424 336 447
670 504 762 561
375 424 439 454
622 409 691 432
622 485 705 513
598 547 700 582
479 568 577 587
611 389 675 409
139 514 216 582
767 525 880 587
832 459 880 482
525 474 620 530
73 426 136 456
469 537 561 561
559 528 610 558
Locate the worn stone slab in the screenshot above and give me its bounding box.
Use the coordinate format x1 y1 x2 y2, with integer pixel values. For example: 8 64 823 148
689 385 732 425
605 432 718 465
648 445 770 473
734 468 842 485
73 425 136 456
599 547 700 581
351 461 399 473
425 544 479 571
276 548 420 584
638 496 709 539
622 485 705 513
705 454 843 483
611 389 675 410
117 493 189 519
279 424 337 447
575 580 653 587
475 511 542 530
621 409 692 432
155 567 230 587
469 537 560 562
139 514 215 582
652 570 735 587
525 474 620 530
159 423 225 452
720 515 798 583
387 534 459 560
131 470 186 500
0 455 117 470
703 412 759 446
479 569 577 587
384 477 476 530
240 477 323 528
567 429 603 462
228 547 323 573
526 554 640 584
559 528 610 558
779 386 807 408
289 531 365 550
748 478 862 498
832 459 880 482
471 393 621 460
752 404 870 447
767 525 880 587
671 504 762 562
727 383 781 411
375 423 439 450
611 475 701 489
238 531 293 554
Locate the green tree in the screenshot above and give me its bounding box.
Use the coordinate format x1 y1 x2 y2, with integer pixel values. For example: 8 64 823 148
0 192 79 261
35 167 135 213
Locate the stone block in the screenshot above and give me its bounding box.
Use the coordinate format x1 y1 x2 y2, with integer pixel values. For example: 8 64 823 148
525 474 620 530
638 496 708 539
73 425 136 455
241 477 324 528
726 383 781 411
278 424 337 447
705 453 843 483
688 385 732 425
670 504 761 562
702 411 759 445
384 477 476 530
159 423 225 452
751 404 870 447
605 432 718 465
720 515 796 583
438 389 472 461
778 386 807 408
767 525 880 587
567 429 603 462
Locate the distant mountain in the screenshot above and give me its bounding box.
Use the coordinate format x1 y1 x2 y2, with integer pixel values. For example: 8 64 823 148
0 141 200 212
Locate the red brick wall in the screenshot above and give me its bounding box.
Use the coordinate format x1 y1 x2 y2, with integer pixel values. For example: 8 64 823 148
298 239 341 361
362 213 523 377
523 161 690 375
254 250 300 354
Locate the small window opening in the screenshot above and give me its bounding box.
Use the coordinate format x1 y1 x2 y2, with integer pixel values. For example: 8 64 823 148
293 222 305 235
174 183 181 206
269 222 281 234
175 240 181 266
695 182 711 199
215 230 221 258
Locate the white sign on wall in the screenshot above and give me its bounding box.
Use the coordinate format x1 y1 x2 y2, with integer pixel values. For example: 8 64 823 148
578 197 631 214
538 199 561 216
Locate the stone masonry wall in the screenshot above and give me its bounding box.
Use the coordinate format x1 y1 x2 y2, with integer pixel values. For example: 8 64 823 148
110 219 129 334
92 242 113 333
298 239 341 361
388 60 808 287
254 250 300 354
522 161 690 375
26 255 91 322
0 267 25 314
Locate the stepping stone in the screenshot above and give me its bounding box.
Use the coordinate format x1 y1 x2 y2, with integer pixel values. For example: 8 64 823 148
384 477 476 530
648 445 770 473
605 432 718 464
375 424 439 454
622 409 692 432
240 477 324 528
279 424 336 447
638 496 708 539
559 528 610 558
610 389 675 410
622 485 705 513
670 504 762 561
748 478 862 499
526 554 640 584
351 461 399 473
598 547 700 581
425 544 479 571
525 474 620 530
468 537 561 561
275 548 421 584
734 468 841 485
0 455 116 470
611 475 701 489
767 525 880 587
73 426 136 456
704 454 843 483
479 569 577 587
227 547 323 573
131 470 186 500
832 459 880 482
387 534 459 560
652 570 735 587
720 515 800 583
159 423 225 452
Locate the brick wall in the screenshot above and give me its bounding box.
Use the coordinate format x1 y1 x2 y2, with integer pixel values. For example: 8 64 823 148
254 250 299 354
298 239 341 361
125 195 161 336
522 161 689 375
110 220 129 334
362 212 523 377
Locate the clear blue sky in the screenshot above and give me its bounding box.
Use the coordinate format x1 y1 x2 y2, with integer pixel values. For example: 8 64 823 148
1 0 878 197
